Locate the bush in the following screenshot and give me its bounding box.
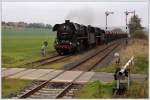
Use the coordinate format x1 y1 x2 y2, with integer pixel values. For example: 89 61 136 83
132 30 147 39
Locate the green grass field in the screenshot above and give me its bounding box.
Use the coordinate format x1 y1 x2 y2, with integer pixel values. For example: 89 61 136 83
2 78 32 98
2 27 56 68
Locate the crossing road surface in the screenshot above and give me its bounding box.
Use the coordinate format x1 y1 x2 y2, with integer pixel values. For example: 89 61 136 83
2 68 147 83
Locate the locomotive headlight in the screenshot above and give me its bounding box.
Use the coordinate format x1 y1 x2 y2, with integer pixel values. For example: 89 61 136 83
69 42 72 45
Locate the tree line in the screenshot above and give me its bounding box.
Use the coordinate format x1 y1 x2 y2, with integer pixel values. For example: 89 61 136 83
128 15 147 39
2 21 52 29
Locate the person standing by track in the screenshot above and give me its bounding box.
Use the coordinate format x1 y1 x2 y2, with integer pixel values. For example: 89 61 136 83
114 52 121 80
114 52 120 66
41 41 48 57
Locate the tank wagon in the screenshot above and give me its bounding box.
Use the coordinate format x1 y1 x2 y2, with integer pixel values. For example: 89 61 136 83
53 20 128 55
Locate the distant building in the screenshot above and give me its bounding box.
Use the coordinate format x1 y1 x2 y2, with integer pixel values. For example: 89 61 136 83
17 22 28 27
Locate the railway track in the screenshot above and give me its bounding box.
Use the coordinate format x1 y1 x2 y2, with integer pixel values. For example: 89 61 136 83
21 45 101 69
24 55 69 68
15 71 85 99
13 40 121 99
28 71 85 99
38 55 69 66
71 43 119 71
14 82 82 99
63 40 120 71
3 55 69 78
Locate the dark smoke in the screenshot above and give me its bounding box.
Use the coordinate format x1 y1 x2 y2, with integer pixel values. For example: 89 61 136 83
66 7 94 25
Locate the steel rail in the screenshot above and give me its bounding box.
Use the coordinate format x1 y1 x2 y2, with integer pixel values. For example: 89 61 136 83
88 44 120 71
70 42 118 71
3 55 68 78
54 71 86 98
64 42 116 70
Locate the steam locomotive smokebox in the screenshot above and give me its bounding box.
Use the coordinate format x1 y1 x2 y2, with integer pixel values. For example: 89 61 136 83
65 20 70 23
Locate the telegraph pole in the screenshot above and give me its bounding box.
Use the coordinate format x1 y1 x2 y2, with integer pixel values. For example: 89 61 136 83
105 11 114 30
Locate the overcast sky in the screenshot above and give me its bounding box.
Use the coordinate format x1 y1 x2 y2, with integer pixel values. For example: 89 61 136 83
2 2 148 28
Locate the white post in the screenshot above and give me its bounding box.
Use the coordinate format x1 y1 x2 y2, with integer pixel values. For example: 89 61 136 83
128 71 130 89
117 79 120 89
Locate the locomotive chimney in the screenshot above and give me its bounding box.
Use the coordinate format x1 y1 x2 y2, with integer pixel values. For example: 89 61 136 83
65 20 70 23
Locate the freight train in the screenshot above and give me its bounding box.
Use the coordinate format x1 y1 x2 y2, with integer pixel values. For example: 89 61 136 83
53 20 128 55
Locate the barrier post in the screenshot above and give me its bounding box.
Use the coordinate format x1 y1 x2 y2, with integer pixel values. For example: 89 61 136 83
113 56 134 95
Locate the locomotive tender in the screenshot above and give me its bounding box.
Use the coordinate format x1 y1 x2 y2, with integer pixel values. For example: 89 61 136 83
53 20 128 55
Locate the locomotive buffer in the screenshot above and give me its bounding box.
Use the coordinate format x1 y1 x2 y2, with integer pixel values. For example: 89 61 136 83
113 56 134 95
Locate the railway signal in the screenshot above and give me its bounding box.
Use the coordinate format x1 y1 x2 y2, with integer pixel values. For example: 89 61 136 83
124 10 135 34
105 11 114 30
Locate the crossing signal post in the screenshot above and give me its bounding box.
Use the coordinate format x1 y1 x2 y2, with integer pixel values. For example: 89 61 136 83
113 56 134 95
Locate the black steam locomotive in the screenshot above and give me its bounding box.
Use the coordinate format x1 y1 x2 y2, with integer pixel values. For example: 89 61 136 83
53 20 128 55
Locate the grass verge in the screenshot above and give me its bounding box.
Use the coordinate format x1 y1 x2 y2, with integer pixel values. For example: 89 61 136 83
124 80 148 98
2 78 32 98
76 80 148 98
95 39 148 74
76 81 114 98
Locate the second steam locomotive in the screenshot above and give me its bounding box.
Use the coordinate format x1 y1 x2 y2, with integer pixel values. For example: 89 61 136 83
53 20 128 55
